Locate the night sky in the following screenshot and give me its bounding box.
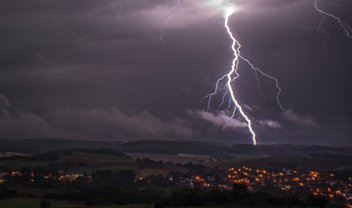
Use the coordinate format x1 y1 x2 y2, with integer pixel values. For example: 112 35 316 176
0 0 351 146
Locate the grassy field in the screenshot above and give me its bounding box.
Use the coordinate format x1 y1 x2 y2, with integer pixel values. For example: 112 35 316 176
127 153 212 164
61 152 137 174
0 152 138 174
60 153 135 166
0 159 49 169
16 187 64 198
0 198 153 208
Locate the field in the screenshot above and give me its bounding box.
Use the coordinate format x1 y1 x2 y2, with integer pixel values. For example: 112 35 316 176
209 154 352 170
0 198 153 208
60 153 134 166
0 159 49 169
61 152 138 174
127 153 212 164
0 152 138 174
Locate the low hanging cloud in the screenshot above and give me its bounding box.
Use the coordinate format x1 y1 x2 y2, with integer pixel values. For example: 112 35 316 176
187 109 247 131
283 109 317 126
50 108 193 138
0 107 193 140
258 119 282 129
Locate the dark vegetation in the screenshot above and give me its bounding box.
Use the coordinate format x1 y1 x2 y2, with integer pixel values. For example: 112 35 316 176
40 199 51 208
155 187 329 208
0 187 18 200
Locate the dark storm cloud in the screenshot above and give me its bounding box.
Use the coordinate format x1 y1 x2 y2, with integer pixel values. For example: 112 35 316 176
0 107 193 140
0 0 351 145
283 109 317 126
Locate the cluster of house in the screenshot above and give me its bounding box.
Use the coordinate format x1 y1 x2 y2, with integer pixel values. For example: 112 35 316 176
171 166 352 207
1 165 351 207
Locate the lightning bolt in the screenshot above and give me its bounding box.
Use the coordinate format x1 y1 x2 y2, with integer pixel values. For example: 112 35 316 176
203 74 228 112
315 7 330 48
205 7 285 145
203 0 351 145
314 0 352 44
223 7 257 145
239 55 284 111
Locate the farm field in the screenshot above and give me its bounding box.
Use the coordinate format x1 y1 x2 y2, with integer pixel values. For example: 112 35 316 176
0 159 49 169
0 151 138 173
127 153 213 164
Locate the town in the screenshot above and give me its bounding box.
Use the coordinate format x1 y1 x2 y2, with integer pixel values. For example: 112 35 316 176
1 163 351 207
190 167 352 206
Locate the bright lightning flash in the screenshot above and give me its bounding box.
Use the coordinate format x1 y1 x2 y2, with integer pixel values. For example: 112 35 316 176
205 6 285 146
224 7 257 145
204 0 351 145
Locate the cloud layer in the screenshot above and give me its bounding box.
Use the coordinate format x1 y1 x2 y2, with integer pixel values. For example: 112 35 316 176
0 106 193 140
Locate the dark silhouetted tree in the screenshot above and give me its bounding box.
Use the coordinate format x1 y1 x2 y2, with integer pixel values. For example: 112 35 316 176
40 200 51 208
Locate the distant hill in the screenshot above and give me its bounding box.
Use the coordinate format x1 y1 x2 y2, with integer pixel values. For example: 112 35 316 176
0 139 352 170
0 139 351 158
117 140 231 156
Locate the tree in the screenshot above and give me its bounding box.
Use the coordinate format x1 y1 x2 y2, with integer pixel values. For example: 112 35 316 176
39 200 51 208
